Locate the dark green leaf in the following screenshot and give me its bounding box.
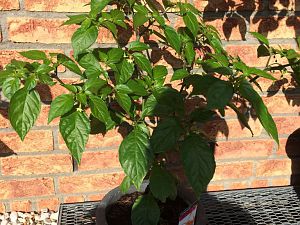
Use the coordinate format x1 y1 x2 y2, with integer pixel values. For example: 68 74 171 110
90 0 111 18
134 4 149 14
239 80 279 144
116 91 132 114
2 77 20 99
206 80 234 110
190 109 215 123
180 134 215 197
38 73 56 86
84 78 106 94
150 166 177 202
133 12 149 29
19 50 47 60
164 26 182 54
116 60 135 84
150 118 182 153
48 94 74 123
63 14 88 25
250 32 269 46
57 54 82 76
77 93 88 105
133 52 152 75
128 41 150 51
171 69 189 81
89 95 115 130
132 195 160 225
8 89 41 140
72 26 98 58
102 20 118 37
127 79 148 96
183 12 199 37
257 45 270 57
120 176 132 193
107 48 124 64
59 110 90 163
78 53 101 70
153 65 168 86
119 126 153 189
185 42 195 65
248 68 276 80
0 70 12 85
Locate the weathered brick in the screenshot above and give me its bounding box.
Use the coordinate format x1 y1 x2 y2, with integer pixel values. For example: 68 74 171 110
271 177 290 186
0 178 54 199
24 0 90 12
11 200 32 212
250 16 300 39
274 116 300 135
269 0 297 11
204 118 262 140
58 173 124 194
229 181 249 190
194 0 264 11
215 139 274 160
1 154 72 176
35 105 60 126
7 18 77 43
263 95 300 114
58 128 125 150
207 184 225 191
0 203 6 213
251 179 268 188
87 193 105 201
37 198 59 211
79 150 120 171
256 159 291 177
0 0 19 10
64 196 84 203
212 162 253 181
0 130 53 153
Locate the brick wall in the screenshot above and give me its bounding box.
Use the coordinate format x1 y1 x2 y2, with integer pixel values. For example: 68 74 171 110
0 0 299 212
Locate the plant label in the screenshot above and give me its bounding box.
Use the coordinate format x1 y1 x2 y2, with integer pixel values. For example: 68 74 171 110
178 203 198 225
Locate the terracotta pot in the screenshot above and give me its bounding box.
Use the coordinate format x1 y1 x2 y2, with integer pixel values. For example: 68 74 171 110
96 181 207 225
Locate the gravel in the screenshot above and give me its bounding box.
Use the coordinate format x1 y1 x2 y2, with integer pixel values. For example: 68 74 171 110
0 209 58 225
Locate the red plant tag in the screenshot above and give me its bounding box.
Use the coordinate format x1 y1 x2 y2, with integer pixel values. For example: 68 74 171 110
178 202 198 225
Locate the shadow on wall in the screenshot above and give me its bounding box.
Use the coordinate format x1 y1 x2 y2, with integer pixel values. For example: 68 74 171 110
203 0 300 40
286 128 300 186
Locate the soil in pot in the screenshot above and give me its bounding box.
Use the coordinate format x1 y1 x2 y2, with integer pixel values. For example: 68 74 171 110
105 192 188 225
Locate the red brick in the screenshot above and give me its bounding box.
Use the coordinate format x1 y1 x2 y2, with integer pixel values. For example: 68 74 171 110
58 128 125 150
256 159 291 177
212 162 253 181
274 116 300 135
207 184 224 191
229 181 249 190
0 108 10 129
263 95 300 114
1 154 72 176
64 196 84 203
87 194 105 201
0 0 19 10
79 150 120 171
204 118 262 140
37 198 59 211
0 203 6 213
11 200 32 212
250 16 300 39
7 18 77 43
58 173 124 194
194 0 264 11
271 178 290 186
0 178 54 199
24 0 90 12
251 179 268 188
0 130 53 153
215 139 274 160
36 105 60 126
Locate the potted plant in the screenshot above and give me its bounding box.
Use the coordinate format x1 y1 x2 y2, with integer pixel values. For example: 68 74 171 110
0 0 279 224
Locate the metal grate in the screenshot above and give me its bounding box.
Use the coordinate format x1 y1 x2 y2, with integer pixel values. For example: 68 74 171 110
58 186 300 225
58 201 100 225
199 186 300 225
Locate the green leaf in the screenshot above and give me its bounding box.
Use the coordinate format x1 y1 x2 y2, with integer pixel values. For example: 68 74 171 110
24 76 37 91
59 110 90 163
190 109 215 123
134 4 148 14
0 70 12 85
102 20 118 37
150 118 182 153
183 12 199 37
239 80 279 144
128 41 150 51
164 26 182 54
19 50 47 60
133 52 152 75
185 42 195 65
38 73 56 86
116 91 132 114
84 78 106 94
180 134 216 197
132 195 160 225
250 32 269 46
257 45 270 57
78 53 101 70
133 12 149 29
248 67 276 80
119 126 153 189
63 14 88 25
48 94 74 123
107 48 124 64
89 95 115 130
120 176 132 193
150 166 177 202
171 68 189 81
57 54 82 76
36 64 53 75
90 0 111 18
153 65 168 86
72 26 98 58
116 60 135 84
206 80 234 110
127 80 148 96
2 77 20 99
8 89 41 141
